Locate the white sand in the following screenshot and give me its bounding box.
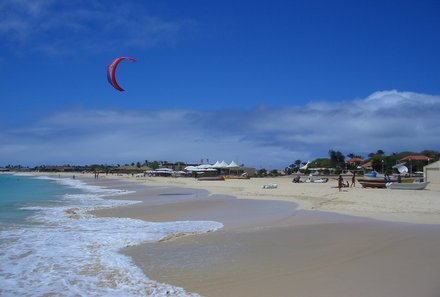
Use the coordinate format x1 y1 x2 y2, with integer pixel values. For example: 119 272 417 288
103 174 440 225
28 172 440 223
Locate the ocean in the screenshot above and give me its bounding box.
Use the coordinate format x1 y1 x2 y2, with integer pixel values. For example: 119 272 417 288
0 173 222 296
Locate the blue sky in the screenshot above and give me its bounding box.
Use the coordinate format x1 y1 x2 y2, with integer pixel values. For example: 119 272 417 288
1 0 440 168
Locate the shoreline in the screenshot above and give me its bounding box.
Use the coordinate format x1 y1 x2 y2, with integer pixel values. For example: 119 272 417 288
21 172 440 297
92 173 440 225
85 174 440 297
21 171 440 225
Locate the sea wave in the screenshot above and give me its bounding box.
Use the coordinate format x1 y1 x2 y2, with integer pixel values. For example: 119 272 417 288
0 176 223 296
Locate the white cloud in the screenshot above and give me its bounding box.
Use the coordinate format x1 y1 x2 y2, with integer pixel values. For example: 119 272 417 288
1 90 439 168
0 0 189 55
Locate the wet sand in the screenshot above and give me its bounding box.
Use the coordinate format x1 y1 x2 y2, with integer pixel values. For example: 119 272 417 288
129 223 440 297
89 176 440 297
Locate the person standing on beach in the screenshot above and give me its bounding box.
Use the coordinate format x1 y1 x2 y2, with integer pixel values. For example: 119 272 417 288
351 172 356 187
337 175 343 191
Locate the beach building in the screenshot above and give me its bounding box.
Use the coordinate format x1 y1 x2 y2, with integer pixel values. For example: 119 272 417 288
424 160 440 184
361 160 373 170
346 157 364 165
42 166 76 172
184 161 256 177
400 155 432 176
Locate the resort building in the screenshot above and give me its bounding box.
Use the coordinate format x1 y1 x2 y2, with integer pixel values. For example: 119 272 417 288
424 160 440 184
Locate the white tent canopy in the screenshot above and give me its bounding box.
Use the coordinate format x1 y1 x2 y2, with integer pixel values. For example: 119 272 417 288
212 161 221 168
227 160 240 168
218 160 229 168
185 160 242 172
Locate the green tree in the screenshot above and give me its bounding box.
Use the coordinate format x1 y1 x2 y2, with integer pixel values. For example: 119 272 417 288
328 150 345 169
309 158 331 168
421 150 440 161
269 169 279 176
347 153 362 159
256 168 267 177
369 149 384 158
150 161 160 170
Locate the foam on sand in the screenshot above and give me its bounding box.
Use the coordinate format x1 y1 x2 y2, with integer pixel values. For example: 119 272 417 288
0 176 222 297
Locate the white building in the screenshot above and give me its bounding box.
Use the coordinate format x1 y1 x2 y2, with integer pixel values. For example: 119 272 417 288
424 160 440 184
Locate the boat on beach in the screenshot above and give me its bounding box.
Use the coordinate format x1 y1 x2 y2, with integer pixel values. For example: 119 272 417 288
305 177 329 183
358 178 395 188
358 177 398 183
262 183 278 189
197 176 225 181
386 181 430 190
359 180 388 188
224 174 250 180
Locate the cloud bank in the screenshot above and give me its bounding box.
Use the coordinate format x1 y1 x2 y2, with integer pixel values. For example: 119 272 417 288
1 90 439 168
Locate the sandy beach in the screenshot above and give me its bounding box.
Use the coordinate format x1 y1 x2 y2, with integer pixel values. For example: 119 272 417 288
101 174 440 224
84 174 440 297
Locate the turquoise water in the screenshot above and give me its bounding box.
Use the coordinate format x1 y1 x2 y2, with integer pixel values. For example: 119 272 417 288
0 173 222 296
0 174 78 225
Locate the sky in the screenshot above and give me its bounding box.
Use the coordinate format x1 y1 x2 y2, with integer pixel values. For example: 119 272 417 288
1 0 440 169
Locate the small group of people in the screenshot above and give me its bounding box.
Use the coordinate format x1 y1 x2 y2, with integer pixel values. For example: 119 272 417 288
337 172 356 191
292 175 302 183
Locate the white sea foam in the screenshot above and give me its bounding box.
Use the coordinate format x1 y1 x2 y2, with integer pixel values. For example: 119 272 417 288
12 172 34 176
0 176 223 296
38 175 133 196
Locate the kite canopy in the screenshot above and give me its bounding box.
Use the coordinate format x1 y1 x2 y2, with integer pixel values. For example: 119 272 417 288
107 57 137 91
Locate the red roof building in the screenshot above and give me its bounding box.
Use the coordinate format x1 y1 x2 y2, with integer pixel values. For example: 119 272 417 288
361 160 373 170
400 155 431 162
346 157 365 164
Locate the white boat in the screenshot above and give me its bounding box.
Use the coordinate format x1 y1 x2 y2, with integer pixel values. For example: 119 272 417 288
304 177 328 183
262 183 278 189
386 181 430 190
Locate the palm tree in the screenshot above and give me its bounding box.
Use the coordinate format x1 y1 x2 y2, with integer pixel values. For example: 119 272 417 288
150 161 160 170
329 150 345 168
